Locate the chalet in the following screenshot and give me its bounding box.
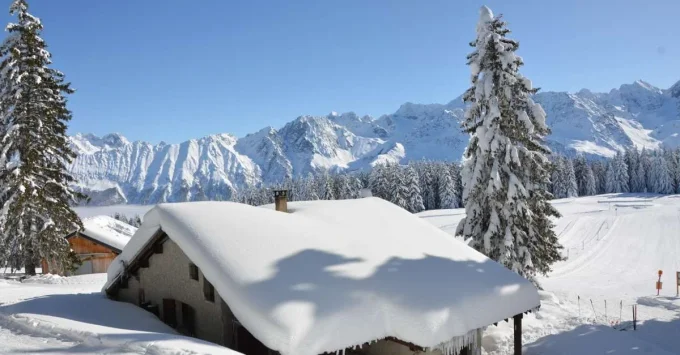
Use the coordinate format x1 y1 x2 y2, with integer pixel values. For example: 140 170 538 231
103 192 540 355
43 215 136 275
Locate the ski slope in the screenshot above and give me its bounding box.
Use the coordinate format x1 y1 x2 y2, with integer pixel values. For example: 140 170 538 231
543 195 680 297
420 194 680 354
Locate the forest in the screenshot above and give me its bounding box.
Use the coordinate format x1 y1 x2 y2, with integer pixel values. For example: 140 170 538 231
231 147 680 213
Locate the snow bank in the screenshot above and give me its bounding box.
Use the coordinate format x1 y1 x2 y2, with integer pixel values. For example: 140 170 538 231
79 215 136 251
0 275 241 354
106 198 539 355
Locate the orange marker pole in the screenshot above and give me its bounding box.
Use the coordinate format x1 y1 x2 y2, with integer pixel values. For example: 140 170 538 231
657 270 663 296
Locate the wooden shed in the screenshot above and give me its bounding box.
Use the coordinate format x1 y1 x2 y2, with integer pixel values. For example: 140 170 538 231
43 215 137 275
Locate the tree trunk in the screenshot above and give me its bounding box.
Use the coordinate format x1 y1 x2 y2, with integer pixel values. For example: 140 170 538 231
24 247 36 275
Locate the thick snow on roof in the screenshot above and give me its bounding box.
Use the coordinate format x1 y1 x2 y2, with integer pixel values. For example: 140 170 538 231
79 215 136 252
105 198 539 355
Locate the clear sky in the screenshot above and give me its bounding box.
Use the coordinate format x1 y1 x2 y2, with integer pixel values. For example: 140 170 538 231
4 0 679 143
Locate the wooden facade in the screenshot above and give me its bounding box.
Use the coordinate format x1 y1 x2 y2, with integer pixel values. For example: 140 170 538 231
42 233 120 275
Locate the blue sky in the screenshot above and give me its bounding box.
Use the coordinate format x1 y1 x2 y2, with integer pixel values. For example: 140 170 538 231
5 0 679 143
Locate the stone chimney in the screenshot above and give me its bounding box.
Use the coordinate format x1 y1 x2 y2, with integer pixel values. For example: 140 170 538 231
274 190 288 213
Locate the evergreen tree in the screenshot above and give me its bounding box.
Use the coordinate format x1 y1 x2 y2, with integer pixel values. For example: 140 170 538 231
321 173 335 200
456 7 561 280
631 149 647 193
388 164 409 210
650 156 673 194
438 167 457 209
663 148 680 193
0 0 85 275
404 165 424 213
614 152 629 193
305 173 319 200
590 160 608 194
369 164 389 201
573 155 588 196
417 161 436 210
551 157 566 198
583 164 597 196
563 157 578 197
449 163 464 208
605 161 617 193
624 148 637 192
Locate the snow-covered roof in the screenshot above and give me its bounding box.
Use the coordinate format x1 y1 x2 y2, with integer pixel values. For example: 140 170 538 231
104 198 539 355
76 215 136 252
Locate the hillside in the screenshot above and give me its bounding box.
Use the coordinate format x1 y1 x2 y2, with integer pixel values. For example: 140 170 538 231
70 80 680 205
419 194 680 354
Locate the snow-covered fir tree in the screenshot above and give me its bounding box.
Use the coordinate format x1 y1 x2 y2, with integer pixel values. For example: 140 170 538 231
320 172 335 200
583 164 597 196
387 164 409 210
551 157 567 198
563 157 578 197
663 148 680 193
614 152 630 193
630 149 647 193
416 161 436 210
0 0 84 274
438 167 457 209
404 165 424 213
649 156 673 194
369 164 390 201
590 160 608 194
449 163 464 207
456 6 561 280
605 161 617 193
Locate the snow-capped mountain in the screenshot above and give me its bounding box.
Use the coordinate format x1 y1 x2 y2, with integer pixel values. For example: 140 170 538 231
70 79 680 205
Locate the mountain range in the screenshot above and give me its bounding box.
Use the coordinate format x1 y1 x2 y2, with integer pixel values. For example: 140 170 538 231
69 79 680 205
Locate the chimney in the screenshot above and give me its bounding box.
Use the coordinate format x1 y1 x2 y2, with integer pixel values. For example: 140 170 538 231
274 190 288 213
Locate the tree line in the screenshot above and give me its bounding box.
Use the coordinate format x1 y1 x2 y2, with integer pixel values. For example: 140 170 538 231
551 147 680 198
231 161 463 214
232 145 680 217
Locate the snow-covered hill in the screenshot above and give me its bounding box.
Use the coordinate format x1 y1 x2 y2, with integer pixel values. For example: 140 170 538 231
419 194 680 354
70 79 680 205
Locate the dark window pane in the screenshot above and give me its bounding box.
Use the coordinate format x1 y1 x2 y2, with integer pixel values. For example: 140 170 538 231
189 264 198 280
203 277 215 302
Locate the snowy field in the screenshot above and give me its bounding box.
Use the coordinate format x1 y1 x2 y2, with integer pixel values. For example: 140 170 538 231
1 195 679 354
420 194 680 354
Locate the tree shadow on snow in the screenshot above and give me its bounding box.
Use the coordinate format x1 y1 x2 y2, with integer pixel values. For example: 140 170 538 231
245 249 530 332
524 315 680 355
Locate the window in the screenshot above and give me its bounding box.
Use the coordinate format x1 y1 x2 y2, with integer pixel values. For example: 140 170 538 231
189 263 198 280
203 277 215 302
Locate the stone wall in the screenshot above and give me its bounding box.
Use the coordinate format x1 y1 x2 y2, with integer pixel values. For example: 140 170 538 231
114 238 231 346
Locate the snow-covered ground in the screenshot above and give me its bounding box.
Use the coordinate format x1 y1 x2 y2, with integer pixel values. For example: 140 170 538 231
420 194 680 354
0 274 240 354
2 195 679 354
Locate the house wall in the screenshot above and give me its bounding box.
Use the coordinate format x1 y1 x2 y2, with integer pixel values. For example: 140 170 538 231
42 235 117 275
115 239 232 346
69 235 115 254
